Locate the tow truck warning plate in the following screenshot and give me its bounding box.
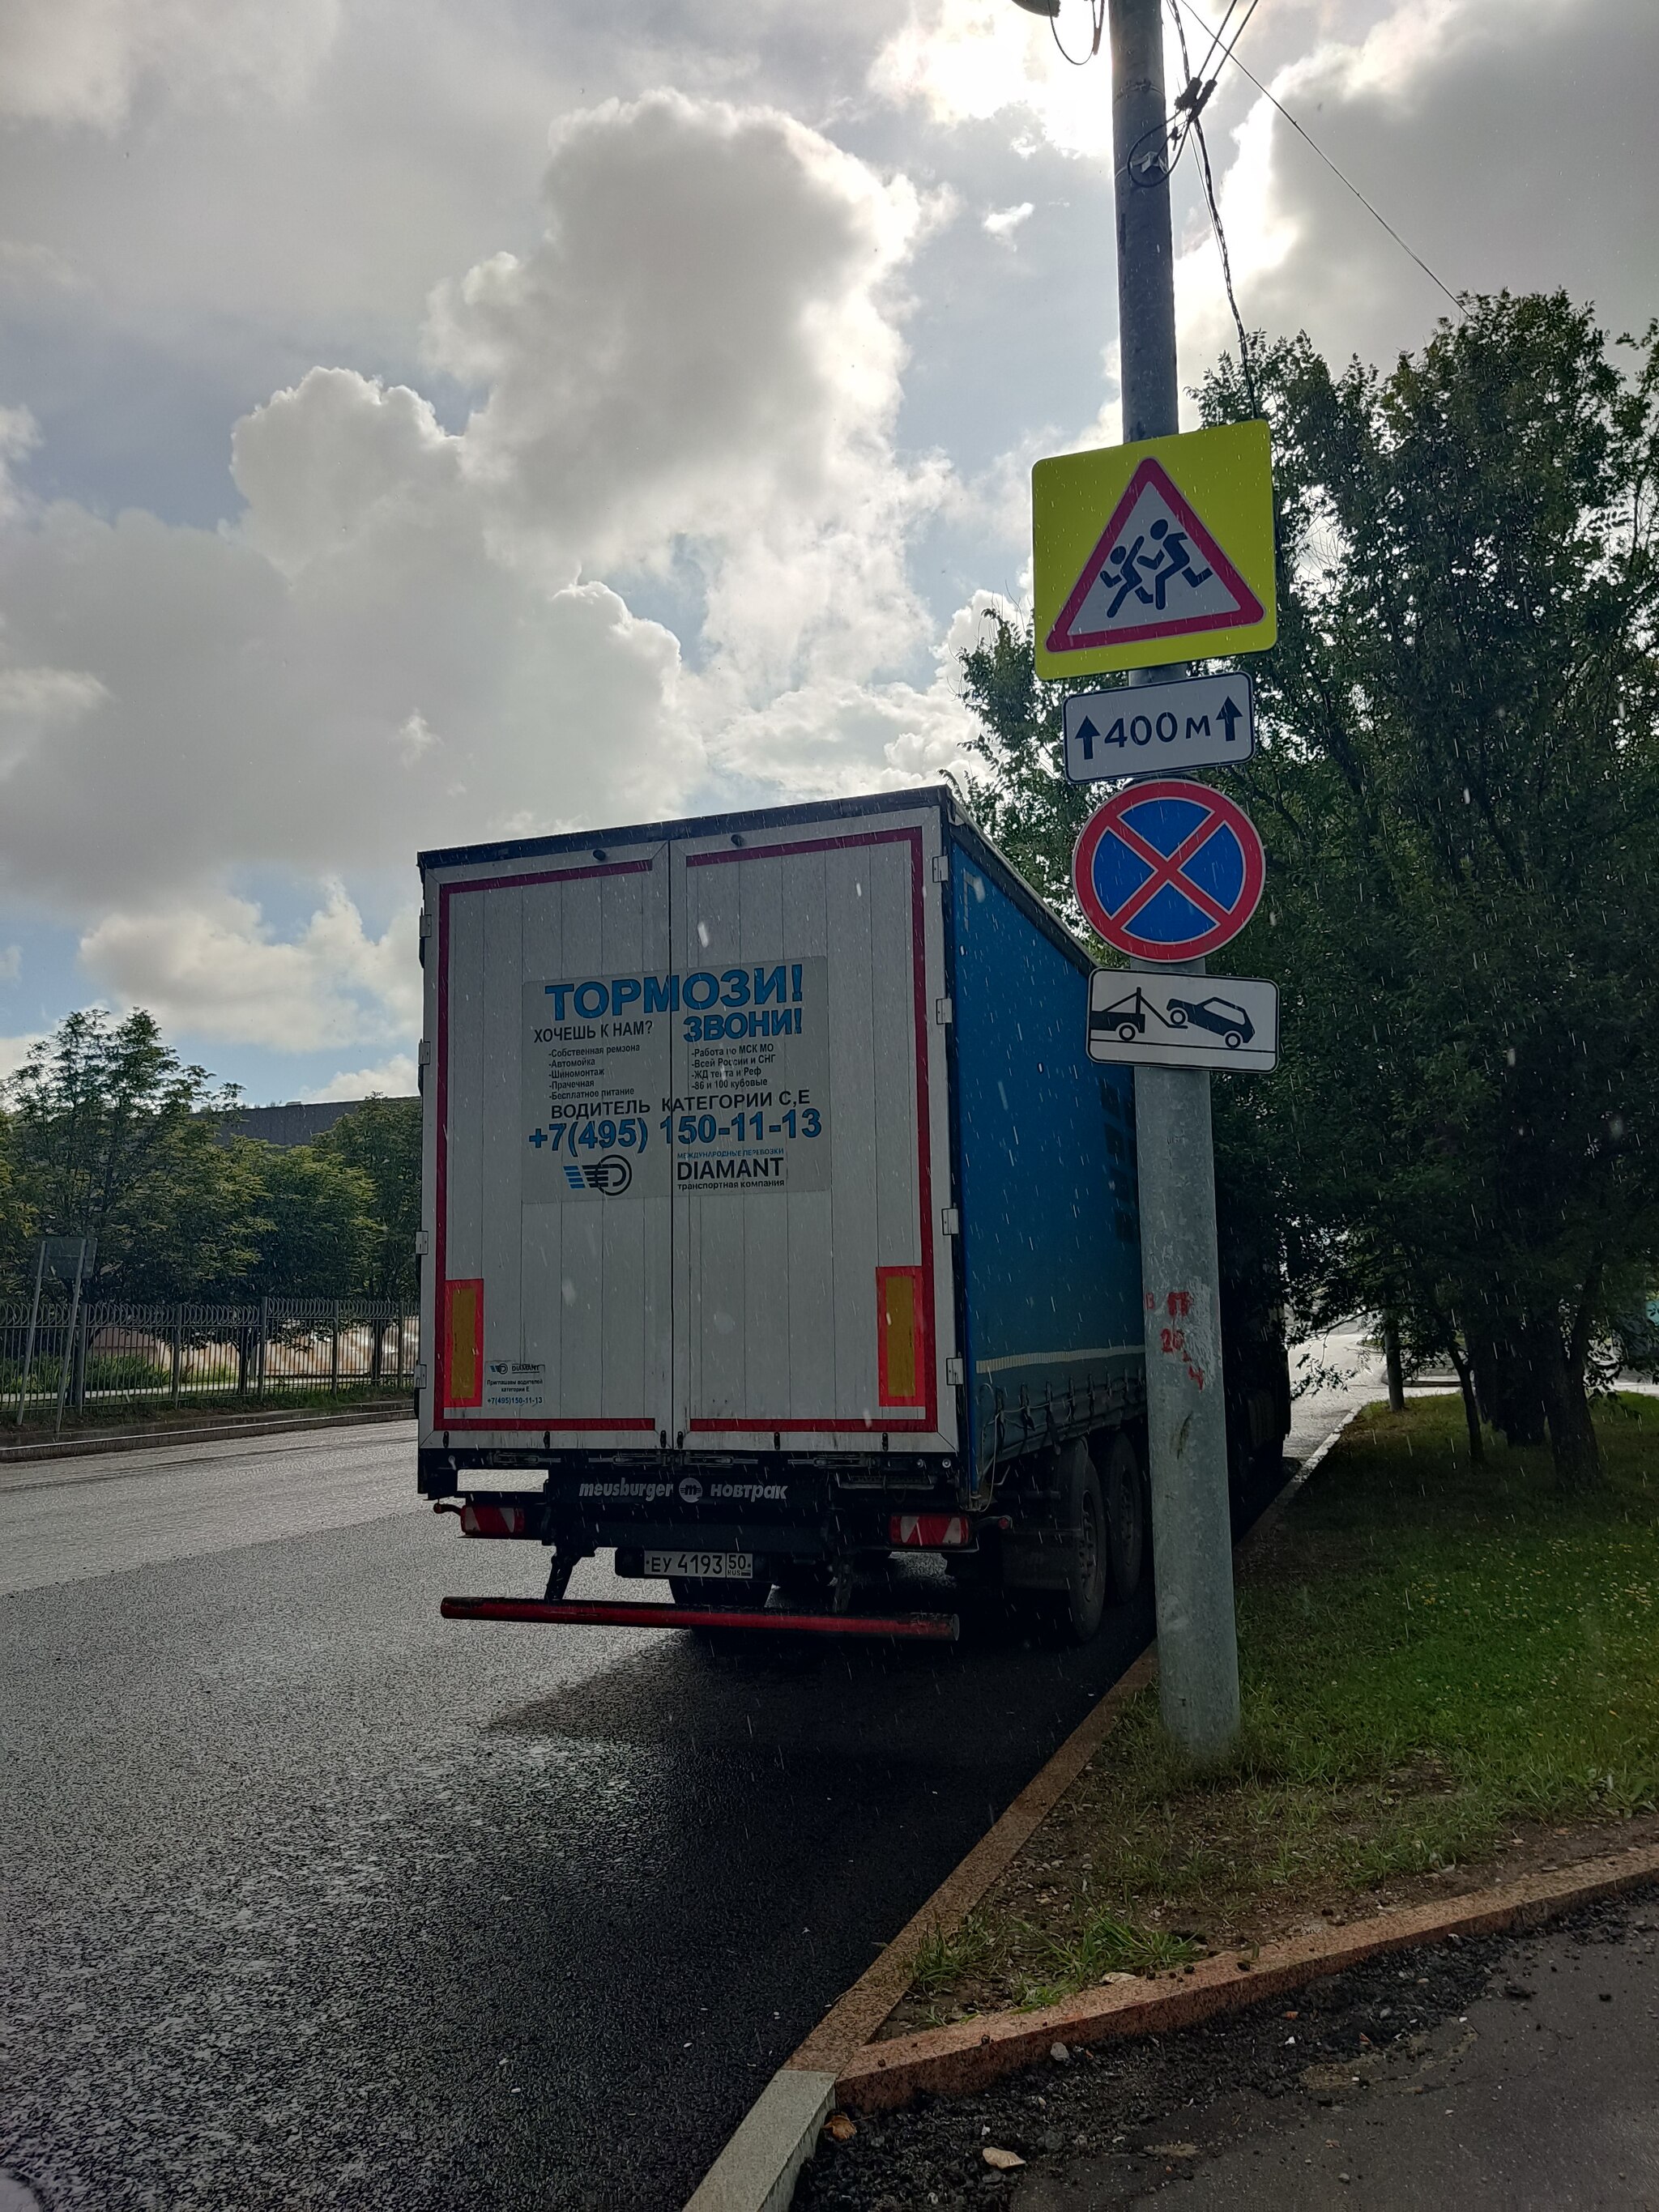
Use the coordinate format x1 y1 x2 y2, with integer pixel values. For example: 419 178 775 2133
1087 969 1278 1073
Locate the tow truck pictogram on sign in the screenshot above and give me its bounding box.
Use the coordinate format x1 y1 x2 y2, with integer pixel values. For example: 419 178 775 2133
1046 458 1265 657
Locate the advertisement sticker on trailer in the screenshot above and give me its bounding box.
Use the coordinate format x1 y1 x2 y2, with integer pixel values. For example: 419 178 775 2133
521 960 833 1200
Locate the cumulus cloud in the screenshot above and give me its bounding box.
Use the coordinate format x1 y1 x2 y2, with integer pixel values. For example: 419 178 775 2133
0 90 965 1068
1174 0 1659 393
983 202 1034 243
872 0 1114 159
0 1033 42 1082
309 1055 419 1102
0 0 340 128
709 589 1012 795
79 889 420 1053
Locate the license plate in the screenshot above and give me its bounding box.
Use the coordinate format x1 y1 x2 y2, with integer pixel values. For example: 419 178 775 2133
642 1549 754 1579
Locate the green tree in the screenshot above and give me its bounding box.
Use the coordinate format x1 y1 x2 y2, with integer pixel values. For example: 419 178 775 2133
312 1096 420 1304
958 292 1659 1490
2 1009 259 1299
241 1144 377 1300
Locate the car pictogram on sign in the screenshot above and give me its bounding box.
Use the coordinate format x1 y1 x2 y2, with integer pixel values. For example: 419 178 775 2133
1166 995 1255 1048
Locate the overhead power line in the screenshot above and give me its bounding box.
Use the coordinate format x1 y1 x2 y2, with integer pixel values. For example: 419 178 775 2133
1171 0 1462 310
1166 0 1259 411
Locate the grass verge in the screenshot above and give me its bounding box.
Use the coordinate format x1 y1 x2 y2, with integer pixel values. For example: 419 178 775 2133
4 1385 412 1447
885 1391 1659 2032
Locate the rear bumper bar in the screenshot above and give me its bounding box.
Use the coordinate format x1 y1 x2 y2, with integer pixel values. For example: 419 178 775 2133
440 1596 958 1641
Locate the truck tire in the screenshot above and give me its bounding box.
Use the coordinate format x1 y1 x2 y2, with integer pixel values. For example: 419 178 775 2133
1047 1439 1108 1644
669 1575 773 1612
1101 1430 1147 1602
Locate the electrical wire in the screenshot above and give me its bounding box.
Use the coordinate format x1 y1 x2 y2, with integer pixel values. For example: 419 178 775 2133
1167 0 1260 413
1049 0 1105 68
1172 0 1462 309
1190 0 1265 98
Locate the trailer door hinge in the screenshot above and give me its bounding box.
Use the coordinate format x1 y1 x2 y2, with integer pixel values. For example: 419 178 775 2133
418 906 430 940
940 1206 960 1236
934 996 953 1026
414 1229 430 1255
414 1362 429 1390
945 1356 966 1387
418 1038 433 1065
930 853 950 884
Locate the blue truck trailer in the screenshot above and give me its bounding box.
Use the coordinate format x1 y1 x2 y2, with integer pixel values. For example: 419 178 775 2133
418 788 1286 1642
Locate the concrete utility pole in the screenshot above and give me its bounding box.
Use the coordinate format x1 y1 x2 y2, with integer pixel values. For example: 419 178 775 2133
1110 0 1241 1759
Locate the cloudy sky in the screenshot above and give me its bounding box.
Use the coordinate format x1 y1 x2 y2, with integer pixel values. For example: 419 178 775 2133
0 0 1651 1101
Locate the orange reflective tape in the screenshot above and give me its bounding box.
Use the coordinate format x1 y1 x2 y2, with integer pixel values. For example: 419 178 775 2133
445 1278 484 1408
876 1265 926 1408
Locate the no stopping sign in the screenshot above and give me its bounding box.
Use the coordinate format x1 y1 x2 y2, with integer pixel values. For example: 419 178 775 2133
1073 778 1265 963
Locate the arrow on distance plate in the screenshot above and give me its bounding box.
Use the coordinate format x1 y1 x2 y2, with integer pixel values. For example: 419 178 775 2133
1075 714 1100 760
1217 695 1244 746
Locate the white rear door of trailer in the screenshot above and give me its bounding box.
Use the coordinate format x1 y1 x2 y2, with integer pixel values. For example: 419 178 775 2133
668 812 955 1454
425 810 956 1455
429 848 672 1447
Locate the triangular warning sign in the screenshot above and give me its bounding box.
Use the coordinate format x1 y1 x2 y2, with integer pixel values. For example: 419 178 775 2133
1045 457 1265 655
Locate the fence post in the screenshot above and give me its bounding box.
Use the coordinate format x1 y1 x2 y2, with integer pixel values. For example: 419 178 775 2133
72 1301 88 1412
396 1311 405 1387
258 1298 269 1400
170 1306 182 1406
15 1242 45 1428
331 1301 340 1396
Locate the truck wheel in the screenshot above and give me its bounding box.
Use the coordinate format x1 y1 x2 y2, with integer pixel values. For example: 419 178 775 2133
1047 1440 1107 1645
669 1575 772 1611
1101 1430 1147 1602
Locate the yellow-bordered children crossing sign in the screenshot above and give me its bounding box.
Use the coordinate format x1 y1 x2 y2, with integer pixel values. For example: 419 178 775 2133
1033 419 1276 678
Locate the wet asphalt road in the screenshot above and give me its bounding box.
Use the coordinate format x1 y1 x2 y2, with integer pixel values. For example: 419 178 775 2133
0 1388 1350 2212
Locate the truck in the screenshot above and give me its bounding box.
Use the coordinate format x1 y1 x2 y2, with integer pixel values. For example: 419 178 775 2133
417 788 1287 1643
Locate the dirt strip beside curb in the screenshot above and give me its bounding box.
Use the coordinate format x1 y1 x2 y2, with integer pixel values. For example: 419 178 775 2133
787 1407 1358 2079
836 1839 1659 2112
789 1645 1159 2077
681 1413 1363 2210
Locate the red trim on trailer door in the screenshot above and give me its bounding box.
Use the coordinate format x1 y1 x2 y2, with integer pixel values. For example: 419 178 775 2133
682 824 940 1436
432 856 659 1434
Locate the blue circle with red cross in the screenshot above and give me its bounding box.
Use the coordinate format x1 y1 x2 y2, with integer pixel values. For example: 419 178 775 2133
1073 778 1265 963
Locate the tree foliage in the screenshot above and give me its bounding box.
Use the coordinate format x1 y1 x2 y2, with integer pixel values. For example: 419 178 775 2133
2 1010 258 1299
957 293 1659 1490
313 1096 421 1304
0 1012 420 1307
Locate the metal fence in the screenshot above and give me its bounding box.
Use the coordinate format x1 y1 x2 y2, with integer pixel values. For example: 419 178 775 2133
2 1298 420 1427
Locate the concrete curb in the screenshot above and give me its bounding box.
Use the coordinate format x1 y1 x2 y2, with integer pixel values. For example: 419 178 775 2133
684 2070 838 2212
0 1404 413 1467
681 1409 1365 2210
788 1411 1363 2081
837 1839 1659 2111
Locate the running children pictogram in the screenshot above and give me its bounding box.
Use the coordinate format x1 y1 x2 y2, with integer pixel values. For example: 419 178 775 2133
1073 778 1265 962
1033 420 1277 677
1046 458 1263 654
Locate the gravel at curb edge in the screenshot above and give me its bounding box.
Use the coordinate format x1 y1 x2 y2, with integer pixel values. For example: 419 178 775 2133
795 1885 1659 2210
